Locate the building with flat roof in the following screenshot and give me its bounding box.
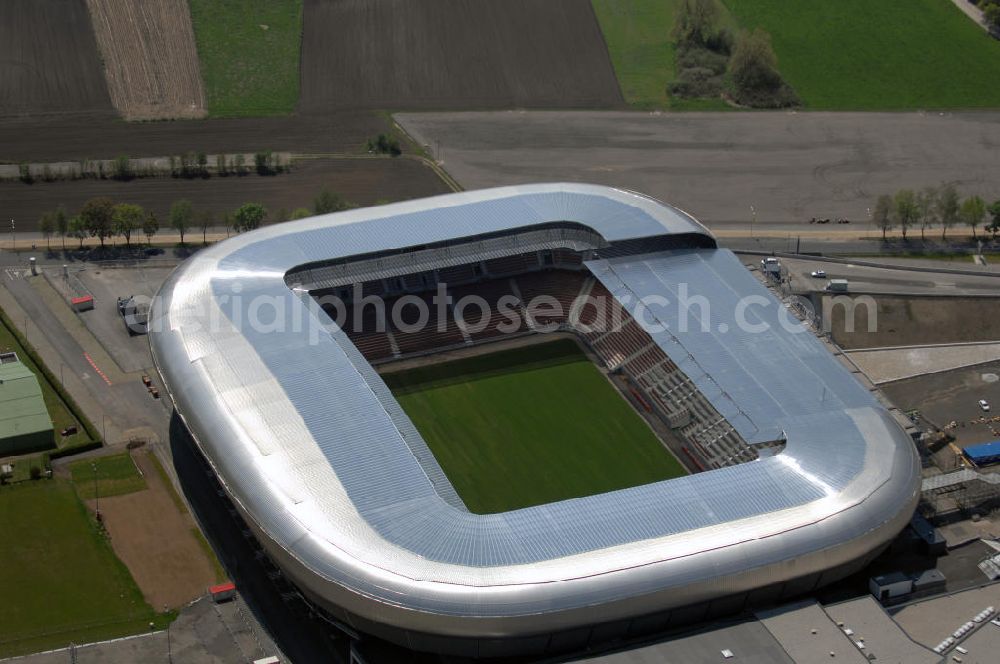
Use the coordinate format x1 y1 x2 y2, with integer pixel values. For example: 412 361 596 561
0 355 53 455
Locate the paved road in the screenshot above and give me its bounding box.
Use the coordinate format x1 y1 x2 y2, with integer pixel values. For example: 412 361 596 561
396 110 1000 227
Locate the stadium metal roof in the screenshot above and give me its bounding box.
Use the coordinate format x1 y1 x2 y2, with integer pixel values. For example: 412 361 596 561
150 183 920 642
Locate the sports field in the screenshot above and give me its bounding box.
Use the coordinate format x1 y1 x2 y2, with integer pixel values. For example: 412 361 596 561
0 481 169 658
188 0 302 116
722 0 1000 109
383 340 685 514
68 452 146 501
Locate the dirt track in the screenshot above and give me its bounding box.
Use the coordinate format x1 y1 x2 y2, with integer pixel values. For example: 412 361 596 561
0 0 114 117
300 0 623 111
85 0 206 120
88 451 217 609
0 111 387 162
3 157 450 231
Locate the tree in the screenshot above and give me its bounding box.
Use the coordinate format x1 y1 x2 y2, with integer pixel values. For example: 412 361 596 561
937 183 960 241
960 195 987 240
729 29 783 98
112 203 144 247
672 0 720 48
290 207 312 220
872 194 893 241
893 189 918 241
68 215 87 249
916 186 938 242
197 210 213 244
169 199 193 244
112 155 131 180
54 206 68 251
988 200 1000 240
38 211 54 250
233 203 266 233
984 3 1000 33
142 212 159 245
80 197 115 248
216 154 228 176
313 189 352 215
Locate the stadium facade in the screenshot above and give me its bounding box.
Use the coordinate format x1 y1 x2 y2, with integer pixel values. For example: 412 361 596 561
150 184 921 657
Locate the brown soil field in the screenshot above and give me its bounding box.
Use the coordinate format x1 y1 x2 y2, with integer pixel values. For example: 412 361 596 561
87 451 217 609
828 295 1000 349
0 111 386 162
3 157 450 231
85 0 206 120
300 0 623 111
0 0 114 117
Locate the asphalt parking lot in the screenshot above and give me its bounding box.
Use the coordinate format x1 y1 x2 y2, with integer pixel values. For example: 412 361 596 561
881 361 1000 446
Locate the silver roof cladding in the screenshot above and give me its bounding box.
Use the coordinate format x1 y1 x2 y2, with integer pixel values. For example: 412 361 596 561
150 184 920 638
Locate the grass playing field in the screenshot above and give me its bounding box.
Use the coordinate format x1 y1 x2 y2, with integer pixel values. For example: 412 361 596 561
0 481 170 658
188 0 302 116
383 339 686 514
722 0 1000 109
68 453 147 501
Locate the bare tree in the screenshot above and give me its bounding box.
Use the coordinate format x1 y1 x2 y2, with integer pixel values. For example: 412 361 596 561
916 186 938 242
873 194 893 241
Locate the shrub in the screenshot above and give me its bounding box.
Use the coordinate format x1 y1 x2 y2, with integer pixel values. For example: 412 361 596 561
728 29 799 108
112 155 131 181
29 466 42 480
254 151 274 175
19 162 33 183
367 134 402 156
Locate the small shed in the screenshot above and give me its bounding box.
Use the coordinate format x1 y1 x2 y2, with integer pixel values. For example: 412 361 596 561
869 571 913 604
963 440 1000 466
210 581 236 603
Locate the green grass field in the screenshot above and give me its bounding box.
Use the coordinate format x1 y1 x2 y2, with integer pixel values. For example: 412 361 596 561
0 481 170 658
383 340 685 513
68 453 147 501
593 0 1000 110
188 0 303 116
722 0 1000 109
0 311 87 450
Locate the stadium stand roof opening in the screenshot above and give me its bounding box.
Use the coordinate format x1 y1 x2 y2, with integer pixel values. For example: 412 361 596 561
150 184 921 657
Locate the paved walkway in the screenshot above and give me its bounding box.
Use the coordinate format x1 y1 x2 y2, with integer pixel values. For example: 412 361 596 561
949 0 990 31
846 342 1000 384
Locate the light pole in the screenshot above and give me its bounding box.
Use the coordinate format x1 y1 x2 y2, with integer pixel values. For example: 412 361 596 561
750 205 756 238
867 207 872 239
102 414 108 443
9 218 14 250
92 462 100 520
60 362 64 388
165 605 172 663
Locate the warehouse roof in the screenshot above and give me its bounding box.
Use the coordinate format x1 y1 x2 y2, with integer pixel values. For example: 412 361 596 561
0 361 52 440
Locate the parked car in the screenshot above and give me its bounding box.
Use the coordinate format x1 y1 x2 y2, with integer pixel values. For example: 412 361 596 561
810 270 827 278
979 399 991 412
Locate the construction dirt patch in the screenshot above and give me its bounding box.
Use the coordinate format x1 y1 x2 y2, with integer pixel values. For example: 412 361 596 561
85 0 206 120
87 451 219 609
300 0 623 111
828 295 1000 349
0 0 114 117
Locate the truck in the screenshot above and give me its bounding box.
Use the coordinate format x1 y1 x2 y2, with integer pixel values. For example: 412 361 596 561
825 279 849 292
117 296 149 335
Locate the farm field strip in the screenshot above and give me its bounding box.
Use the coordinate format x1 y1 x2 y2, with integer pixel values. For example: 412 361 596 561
85 0 206 120
2 158 451 232
0 0 113 117
188 0 303 117
300 0 623 111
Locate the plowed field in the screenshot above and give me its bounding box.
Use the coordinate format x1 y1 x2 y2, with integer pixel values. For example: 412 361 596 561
85 0 206 120
0 0 113 117
300 0 623 110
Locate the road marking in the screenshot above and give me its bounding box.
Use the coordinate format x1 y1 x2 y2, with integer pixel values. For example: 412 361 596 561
83 352 113 386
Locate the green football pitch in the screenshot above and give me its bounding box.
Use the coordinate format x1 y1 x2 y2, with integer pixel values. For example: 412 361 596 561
382 339 686 514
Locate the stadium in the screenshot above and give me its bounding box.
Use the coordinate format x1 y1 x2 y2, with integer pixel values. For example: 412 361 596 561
149 183 921 658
